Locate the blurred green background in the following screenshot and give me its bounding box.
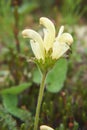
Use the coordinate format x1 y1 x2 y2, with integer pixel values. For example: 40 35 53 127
0 0 87 130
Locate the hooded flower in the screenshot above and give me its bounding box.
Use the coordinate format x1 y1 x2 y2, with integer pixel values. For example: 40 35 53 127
22 17 73 61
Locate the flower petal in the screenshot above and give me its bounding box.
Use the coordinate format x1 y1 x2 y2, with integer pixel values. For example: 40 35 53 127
52 41 69 59
22 29 44 46
22 29 45 59
58 33 73 46
40 125 54 130
40 17 55 51
56 26 64 40
30 40 44 60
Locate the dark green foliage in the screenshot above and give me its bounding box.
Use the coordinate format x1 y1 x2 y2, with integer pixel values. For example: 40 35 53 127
0 105 17 130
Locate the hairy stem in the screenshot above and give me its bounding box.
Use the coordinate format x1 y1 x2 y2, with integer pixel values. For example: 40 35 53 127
33 71 47 130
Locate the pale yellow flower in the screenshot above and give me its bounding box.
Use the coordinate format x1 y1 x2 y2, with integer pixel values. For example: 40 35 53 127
22 17 73 61
40 125 54 130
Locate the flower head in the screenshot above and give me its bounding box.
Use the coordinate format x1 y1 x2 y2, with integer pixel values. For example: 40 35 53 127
22 17 73 72
40 125 54 130
22 17 73 61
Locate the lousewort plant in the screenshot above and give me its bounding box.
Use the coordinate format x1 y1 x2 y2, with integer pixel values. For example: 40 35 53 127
22 17 73 130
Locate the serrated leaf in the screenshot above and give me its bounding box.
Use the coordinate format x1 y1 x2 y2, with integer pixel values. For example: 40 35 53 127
33 59 68 93
0 82 32 95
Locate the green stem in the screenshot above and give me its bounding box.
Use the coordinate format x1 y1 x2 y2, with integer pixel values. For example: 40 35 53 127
34 71 47 130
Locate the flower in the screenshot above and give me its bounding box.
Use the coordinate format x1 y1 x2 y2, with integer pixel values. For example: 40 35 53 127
22 17 73 61
40 125 54 130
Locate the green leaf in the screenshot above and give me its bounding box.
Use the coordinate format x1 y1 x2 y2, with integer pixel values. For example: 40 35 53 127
0 82 32 95
46 59 68 93
33 69 41 84
33 59 68 93
2 94 31 121
0 83 32 121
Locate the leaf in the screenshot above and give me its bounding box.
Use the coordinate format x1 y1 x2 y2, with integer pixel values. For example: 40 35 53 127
2 94 31 121
0 83 32 121
46 59 68 93
33 59 68 93
33 69 41 84
0 82 32 95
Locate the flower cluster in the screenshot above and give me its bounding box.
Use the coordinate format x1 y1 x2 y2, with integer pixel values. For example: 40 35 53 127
22 17 73 72
22 17 73 60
